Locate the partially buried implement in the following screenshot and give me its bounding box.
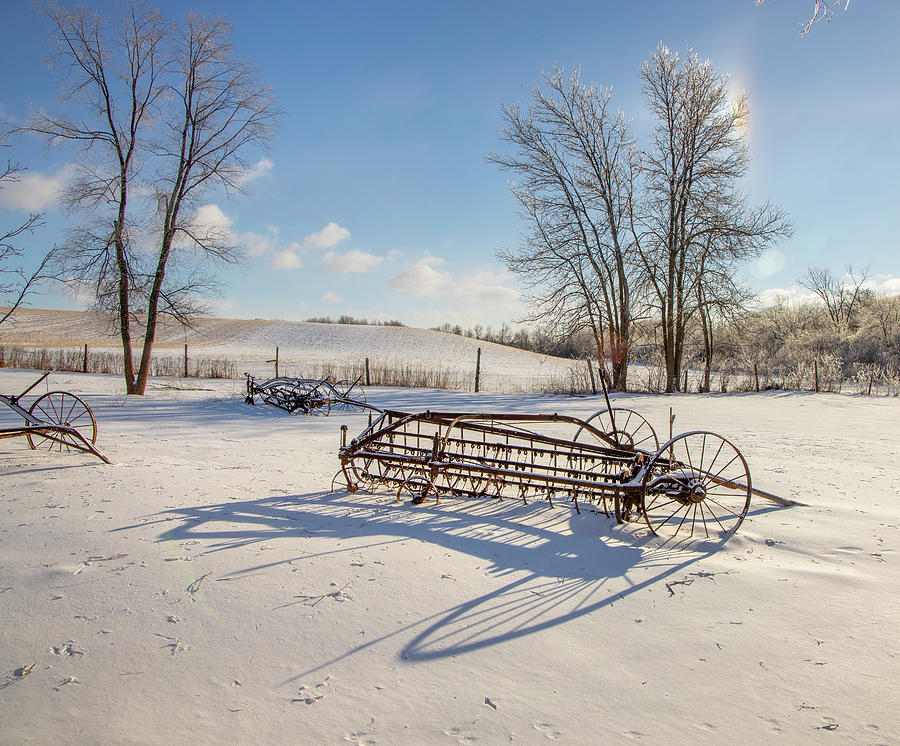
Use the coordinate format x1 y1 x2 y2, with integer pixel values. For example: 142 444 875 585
336 406 793 543
245 373 368 415
0 371 109 463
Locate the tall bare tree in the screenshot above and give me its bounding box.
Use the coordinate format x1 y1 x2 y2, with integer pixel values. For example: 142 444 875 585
29 2 168 392
799 264 870 334
29 2 278 394
489 67 638 390
634 45 791 392
131 12 279 394
0 155 55 326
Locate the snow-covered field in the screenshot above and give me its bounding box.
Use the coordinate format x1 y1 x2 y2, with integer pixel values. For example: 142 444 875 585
0 308 582 391
1 363 898 744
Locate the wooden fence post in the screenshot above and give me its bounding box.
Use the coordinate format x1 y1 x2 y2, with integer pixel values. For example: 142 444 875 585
754 362 759 392
365 357 371 386
275 347 279 378
474 347 481 393
814 359 819 392
184 343 189 378
83 344 88 373
683 370 689 393
587 359 597 395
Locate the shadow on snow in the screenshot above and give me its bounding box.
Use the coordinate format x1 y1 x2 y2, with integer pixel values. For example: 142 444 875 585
116 487 781 678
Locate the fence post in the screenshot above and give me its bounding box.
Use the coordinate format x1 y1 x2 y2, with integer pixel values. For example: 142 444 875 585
275 346 279 378
474 347 481 393
754 362 760 392
683 370 688 393
365 357 371 386
587 359 597 395
83 344 88 373
867 370 874 396
184 343 189 378
814 359 819 392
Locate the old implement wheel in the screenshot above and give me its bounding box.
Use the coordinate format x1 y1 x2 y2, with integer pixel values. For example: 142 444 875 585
574 408 659 451
641 431 751 541
25 391 98 453
398 474 433 505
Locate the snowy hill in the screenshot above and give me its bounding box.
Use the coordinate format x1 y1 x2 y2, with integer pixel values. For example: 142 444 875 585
0 307 583 389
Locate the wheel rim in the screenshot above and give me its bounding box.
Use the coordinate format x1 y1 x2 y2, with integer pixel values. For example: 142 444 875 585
575 408 659 451
641 431 751 541
26 391 98 452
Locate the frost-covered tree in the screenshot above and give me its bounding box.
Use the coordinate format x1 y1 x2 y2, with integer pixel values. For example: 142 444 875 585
28 2 279 394
490 67 638 390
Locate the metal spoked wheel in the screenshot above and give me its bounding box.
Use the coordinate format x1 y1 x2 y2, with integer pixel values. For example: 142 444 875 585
25 391 98 453
575 408 659 451
398 474 433 505
641 431 751 541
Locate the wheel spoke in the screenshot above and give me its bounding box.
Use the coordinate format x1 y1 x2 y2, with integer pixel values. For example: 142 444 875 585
642 431 750 542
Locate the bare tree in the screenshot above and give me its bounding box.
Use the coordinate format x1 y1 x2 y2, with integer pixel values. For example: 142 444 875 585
0 154 56 327
130 12 279 394
799 264 870 334
489 67 638 390
29 3 278 394
29 1 168 392
634 45 791 392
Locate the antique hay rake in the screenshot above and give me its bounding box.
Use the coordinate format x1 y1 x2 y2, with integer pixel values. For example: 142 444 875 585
336 407 792 542
0 371 109 463
245 373 368 415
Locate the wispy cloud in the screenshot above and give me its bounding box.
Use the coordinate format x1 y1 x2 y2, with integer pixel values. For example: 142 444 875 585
864 273 900 296
272 244 303 270
321 291 340 303
322 249 384 274
0 163 74 211
235 157 274 187
389 259 519 305
304 221 350 249
177 203 235 249
388 256 451 298
453 269 519 304
758 273 900 305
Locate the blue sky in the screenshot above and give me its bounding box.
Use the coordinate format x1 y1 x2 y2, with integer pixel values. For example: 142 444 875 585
2 0 898 330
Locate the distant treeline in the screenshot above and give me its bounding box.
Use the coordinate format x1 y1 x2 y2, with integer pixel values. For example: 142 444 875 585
306 315 405 327
430 322 585 358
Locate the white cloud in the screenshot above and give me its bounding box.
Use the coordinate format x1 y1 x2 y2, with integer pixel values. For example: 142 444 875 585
863 273 900 296
0 164 74 211
388 256 451 298
235 157 274 186
758 273 900 306
272 243 303 270
204 296 238 315
322 249 384 274
240 226 281 258
321 291 340 303
453 269 520 304
757 285 819 305
192 203 233 231
179 203 234 248
389 260 521 306
304 221 350 249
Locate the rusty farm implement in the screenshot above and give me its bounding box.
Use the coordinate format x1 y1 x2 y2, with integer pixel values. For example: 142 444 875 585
335 406 792 542
245 373 368 415
0 371 109 463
